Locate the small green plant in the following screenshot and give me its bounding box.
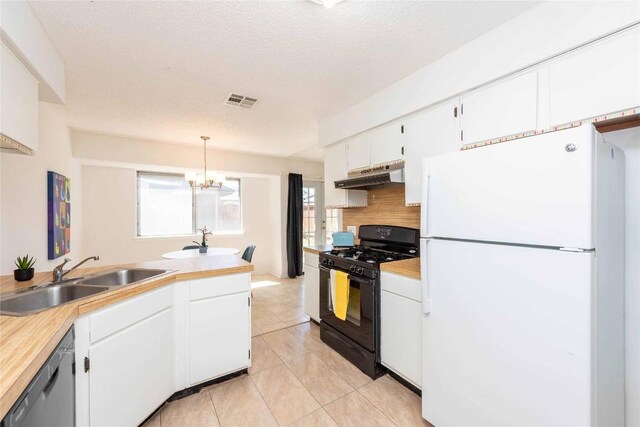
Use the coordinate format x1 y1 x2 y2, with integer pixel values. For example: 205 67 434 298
193 226 213 248
15 255 36 270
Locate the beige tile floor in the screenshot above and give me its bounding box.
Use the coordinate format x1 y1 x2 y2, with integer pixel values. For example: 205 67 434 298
147 323 430 427
144 275 432 427
250 274 311 336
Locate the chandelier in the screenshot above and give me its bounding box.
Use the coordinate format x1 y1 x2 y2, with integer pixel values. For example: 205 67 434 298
185 136 226 189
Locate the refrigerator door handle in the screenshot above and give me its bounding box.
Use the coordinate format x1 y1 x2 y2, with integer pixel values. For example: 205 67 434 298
421 238 431 314
421 166 430 237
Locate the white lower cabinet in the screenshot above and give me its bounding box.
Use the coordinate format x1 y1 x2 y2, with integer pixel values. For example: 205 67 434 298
303 252 320 322
189 292 250 385
185 273 251 386
75 272 252 426
380 271 422 388
75 286 174 427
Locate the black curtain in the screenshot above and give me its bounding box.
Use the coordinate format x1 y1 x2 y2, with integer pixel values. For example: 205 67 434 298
286 173 303 278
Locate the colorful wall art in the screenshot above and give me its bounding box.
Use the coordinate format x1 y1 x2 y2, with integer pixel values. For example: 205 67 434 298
48 171 71 259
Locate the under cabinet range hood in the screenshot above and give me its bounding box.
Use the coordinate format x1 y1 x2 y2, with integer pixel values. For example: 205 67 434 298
0 133 34 155
335 162 404 190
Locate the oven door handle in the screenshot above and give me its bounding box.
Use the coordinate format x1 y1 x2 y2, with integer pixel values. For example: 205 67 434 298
319 266 373 286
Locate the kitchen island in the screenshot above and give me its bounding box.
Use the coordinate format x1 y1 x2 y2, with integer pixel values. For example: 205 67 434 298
0 255 253 422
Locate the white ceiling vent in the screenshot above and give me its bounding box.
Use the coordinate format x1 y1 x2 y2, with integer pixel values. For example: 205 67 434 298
224 92 258 109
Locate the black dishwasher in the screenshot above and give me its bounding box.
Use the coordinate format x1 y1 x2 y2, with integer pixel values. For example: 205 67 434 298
2 326 75 427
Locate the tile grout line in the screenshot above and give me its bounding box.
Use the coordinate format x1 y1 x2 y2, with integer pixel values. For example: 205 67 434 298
253 319 310 337
254 329 327 426
353 387 399 427
284 351 355 409
205 387 222 427
281 356 325 415
247 371 283 427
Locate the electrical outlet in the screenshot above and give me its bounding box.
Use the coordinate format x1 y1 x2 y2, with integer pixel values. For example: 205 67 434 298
346 225 356 234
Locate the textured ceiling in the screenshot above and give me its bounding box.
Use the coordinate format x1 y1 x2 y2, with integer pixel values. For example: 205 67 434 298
30 0 539 160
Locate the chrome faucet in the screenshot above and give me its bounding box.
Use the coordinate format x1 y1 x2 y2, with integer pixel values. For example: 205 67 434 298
52 256 100 283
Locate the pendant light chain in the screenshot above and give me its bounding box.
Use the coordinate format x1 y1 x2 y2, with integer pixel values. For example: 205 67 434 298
202 136 208 186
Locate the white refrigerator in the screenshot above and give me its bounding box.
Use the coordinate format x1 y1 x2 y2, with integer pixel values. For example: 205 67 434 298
420 125 625 426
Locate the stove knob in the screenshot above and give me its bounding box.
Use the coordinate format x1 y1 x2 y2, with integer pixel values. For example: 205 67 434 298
327 259 335 267
321 258 328 265
356 267 364 275
349 265 356 273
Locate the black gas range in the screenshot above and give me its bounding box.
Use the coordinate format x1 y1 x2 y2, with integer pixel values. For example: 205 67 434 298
318 225 420 379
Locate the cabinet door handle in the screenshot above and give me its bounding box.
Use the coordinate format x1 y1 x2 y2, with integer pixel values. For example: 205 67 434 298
453 107 457 118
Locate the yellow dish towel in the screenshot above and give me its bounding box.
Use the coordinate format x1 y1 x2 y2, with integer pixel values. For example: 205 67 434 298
334 270 350 321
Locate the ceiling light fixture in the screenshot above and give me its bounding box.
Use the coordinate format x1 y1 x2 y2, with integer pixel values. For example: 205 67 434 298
309 0 344 9
185 136 226 189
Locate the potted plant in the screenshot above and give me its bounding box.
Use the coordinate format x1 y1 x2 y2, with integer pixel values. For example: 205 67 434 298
193 227 213 254
14 255 36 282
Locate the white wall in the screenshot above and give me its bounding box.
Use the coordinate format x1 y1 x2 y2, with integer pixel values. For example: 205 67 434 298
71 130 324 179
72 130 323 278
319 1 640 146
81 165 276 274
0 103 82 274
605 128 640 427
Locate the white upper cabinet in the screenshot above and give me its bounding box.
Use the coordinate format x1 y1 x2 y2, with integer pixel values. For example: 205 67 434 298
404 102 457 205
370 121 404 167
460 71 538 146
549 28 640 126
1 42 38 151
346 133 371 171
324 141 368 208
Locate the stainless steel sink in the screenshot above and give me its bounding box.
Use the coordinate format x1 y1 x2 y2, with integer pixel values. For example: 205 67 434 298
79 268 170 287
0 284 110 316
0 268 173 316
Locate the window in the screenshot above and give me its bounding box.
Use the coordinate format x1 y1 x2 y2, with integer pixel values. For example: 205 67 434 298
195 179 242 234
137 173 193 236
302 186 316 247
137 172 242 237
325 208 341 244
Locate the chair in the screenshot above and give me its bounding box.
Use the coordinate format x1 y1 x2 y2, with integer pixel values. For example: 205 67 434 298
242 245 256 263
182 245 200 250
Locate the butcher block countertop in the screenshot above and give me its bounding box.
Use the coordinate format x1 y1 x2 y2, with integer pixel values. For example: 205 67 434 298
0 255 253 419
303 244 333 254
380 258 421 280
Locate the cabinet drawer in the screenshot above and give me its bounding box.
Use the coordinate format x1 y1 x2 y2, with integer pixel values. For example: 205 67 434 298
89 285 172 343
381 271 421 302
189 273 250 301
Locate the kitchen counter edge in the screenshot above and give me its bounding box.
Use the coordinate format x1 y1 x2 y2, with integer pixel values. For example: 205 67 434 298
380 258 421 280
0 255 253 419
